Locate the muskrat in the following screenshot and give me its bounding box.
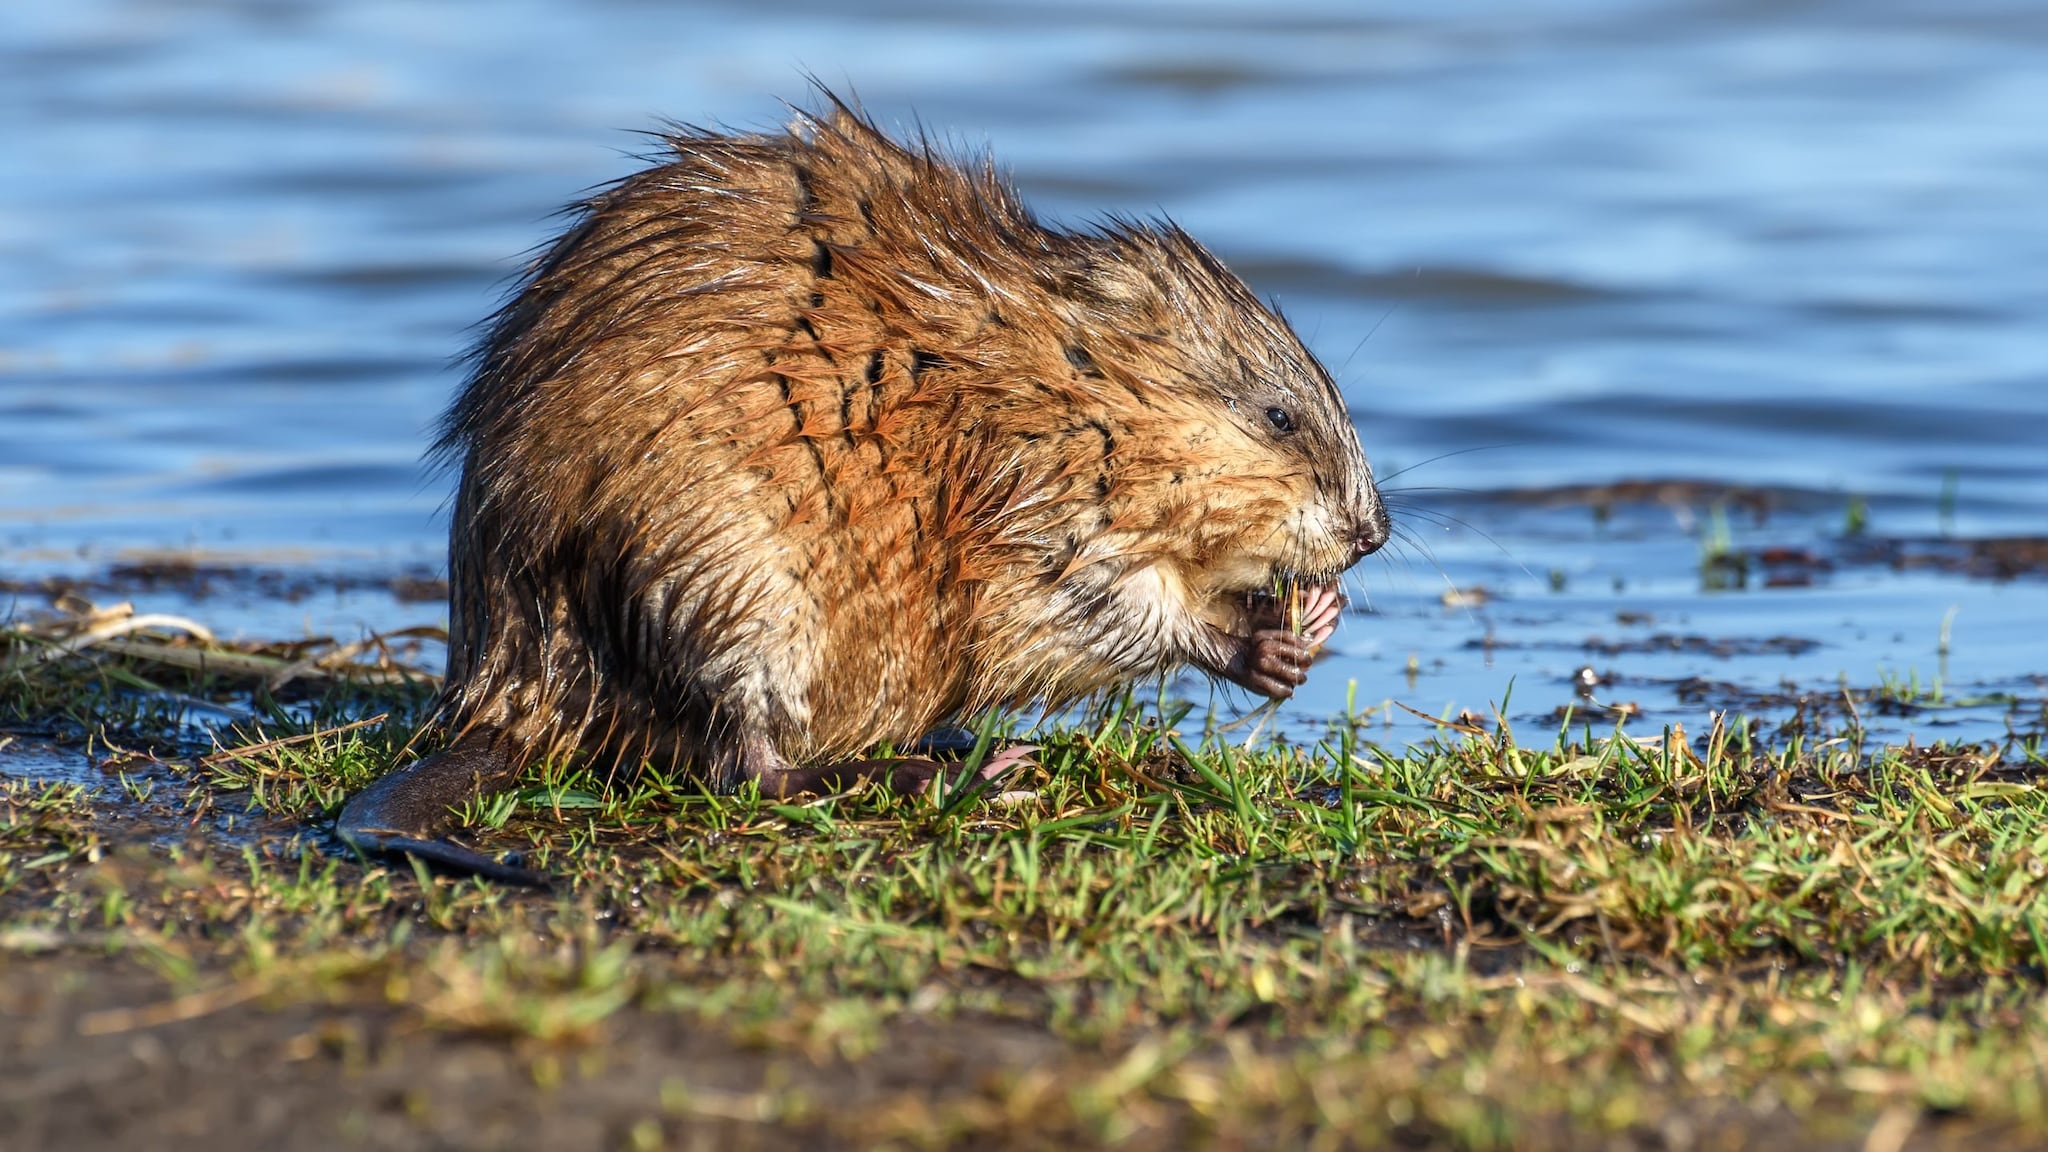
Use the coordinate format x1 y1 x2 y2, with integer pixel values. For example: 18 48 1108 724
337 95 1390 883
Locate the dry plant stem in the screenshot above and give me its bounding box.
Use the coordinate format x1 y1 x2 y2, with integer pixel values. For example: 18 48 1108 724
201 714 390 767
4 603 439 687
7 612 215 669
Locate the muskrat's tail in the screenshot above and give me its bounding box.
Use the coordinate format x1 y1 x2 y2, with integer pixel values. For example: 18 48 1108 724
334 733 549 887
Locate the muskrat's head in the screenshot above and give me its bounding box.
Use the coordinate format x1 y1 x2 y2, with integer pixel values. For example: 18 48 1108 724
1052 223 1390 622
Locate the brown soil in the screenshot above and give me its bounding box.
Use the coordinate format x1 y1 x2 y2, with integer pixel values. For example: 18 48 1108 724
0 945 2031 1152
0 949 1084 1152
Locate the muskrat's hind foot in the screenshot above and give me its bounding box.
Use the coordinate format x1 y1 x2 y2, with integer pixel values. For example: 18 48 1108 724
743 735 1035 801
334 733 548 887
872 743 1039 801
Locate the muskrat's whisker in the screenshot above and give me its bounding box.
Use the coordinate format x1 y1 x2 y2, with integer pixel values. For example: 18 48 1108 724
1382 529 1461 600
1381 502 1462 526
1392 508 1534 583
1345 570 1375 615
1383 529 1499 627
1374 443 1515 485
1380 485 1483 498
1333 302 1401 382
1369 541 1424 595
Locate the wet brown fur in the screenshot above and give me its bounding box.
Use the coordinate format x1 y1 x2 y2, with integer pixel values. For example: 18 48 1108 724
433 96 1386 789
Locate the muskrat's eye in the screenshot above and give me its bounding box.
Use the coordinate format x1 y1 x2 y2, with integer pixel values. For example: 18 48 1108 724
1265 406 1295 433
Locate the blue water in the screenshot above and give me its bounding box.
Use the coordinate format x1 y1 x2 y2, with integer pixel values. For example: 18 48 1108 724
3 0 2045 747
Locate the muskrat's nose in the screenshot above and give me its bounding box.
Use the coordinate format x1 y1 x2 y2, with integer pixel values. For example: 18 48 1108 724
1352 505 1392 562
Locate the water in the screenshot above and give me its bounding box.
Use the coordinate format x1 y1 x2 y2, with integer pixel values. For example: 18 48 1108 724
3 0 2045 749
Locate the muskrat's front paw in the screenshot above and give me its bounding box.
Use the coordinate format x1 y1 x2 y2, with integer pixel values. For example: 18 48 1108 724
1245 582 1346 650
1239 628 1316 699
1292 582 1345 649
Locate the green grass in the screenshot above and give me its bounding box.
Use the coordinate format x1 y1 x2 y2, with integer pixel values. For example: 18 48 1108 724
7 612 2048 1147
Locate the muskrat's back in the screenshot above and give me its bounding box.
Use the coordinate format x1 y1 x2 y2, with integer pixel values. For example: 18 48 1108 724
441 113 975 778
339 97 1388 880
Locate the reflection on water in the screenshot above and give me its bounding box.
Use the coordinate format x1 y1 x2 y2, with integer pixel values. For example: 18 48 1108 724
2 0 2045 744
